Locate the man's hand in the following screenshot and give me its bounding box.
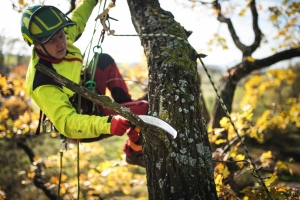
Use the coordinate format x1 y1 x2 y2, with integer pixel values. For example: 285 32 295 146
110 115 130 136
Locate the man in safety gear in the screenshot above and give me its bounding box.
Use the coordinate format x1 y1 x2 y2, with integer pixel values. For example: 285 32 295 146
21 0 147 167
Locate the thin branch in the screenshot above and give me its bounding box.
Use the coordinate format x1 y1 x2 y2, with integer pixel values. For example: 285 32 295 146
186 0 215 5
254 48 300 68
222 47 300 80
248 0 262 55
16 137 57 200
216 0 247 53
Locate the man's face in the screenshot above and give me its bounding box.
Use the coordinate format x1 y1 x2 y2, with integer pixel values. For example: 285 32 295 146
35 29 67 59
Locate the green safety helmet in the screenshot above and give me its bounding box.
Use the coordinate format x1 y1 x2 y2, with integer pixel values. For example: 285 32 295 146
21 4 75 46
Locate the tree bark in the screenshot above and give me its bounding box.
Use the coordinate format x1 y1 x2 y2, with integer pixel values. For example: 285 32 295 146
127 0 218 199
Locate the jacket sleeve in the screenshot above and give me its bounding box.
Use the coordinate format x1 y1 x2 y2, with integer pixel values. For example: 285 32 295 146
32 84 111 138
65 0 98 43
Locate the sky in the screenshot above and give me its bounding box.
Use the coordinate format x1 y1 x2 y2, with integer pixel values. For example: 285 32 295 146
0 0 296 69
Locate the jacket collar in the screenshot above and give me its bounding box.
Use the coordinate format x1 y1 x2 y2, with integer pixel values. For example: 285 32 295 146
36 50 65 64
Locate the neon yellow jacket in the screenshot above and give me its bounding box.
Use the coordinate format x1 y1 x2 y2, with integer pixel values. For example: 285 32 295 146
26 0 112 138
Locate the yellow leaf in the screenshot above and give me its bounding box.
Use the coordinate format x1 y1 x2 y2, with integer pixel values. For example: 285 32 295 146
50 176 59 184
121 185 131 195
59 187 66 195
61 174 68 182
260 151 272 160
260 151 273 167
117 150 123 160
107 180 115 187
270 15 278 22
264 173 277 186
215 174 223 185
247 56 255 62
235 154 245 168
223 45 228 50
276 161 287 169
239 9 246 16
50 132 57 137
229 146 237 158
215 139 227 145
103 187 110 194
219 117 229 128
277 29 287 36
223 165 230 179
215 163 225 173
27 172 35 179
0 124 6 131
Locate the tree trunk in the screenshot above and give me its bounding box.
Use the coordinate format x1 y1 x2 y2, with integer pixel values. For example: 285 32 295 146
0 49 6 75
127 1 218 199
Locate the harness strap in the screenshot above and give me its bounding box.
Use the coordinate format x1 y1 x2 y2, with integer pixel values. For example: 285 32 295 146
35 110 43 135
128 140 142 152
35 110 47 135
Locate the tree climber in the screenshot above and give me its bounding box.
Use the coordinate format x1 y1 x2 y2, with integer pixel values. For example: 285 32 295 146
20 0 147 167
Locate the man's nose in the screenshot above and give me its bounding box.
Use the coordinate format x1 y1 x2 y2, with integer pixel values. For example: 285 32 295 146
57 38 65 48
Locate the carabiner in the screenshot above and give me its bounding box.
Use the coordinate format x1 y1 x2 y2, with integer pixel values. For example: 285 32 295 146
42 118 53 133
59 135 68 152
93 45 103 54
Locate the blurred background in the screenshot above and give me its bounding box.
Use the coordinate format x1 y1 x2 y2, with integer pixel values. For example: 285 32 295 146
0 0 300 199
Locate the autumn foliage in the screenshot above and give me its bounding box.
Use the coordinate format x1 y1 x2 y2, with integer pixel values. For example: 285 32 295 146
210 66 300 199
2 0 299 199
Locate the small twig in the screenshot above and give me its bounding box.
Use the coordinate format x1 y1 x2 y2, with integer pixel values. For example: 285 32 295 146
17 137 57 199
213 159 250 164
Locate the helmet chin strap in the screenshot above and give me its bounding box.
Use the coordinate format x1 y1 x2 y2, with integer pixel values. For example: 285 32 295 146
34 44 55 59
41 45 56 60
